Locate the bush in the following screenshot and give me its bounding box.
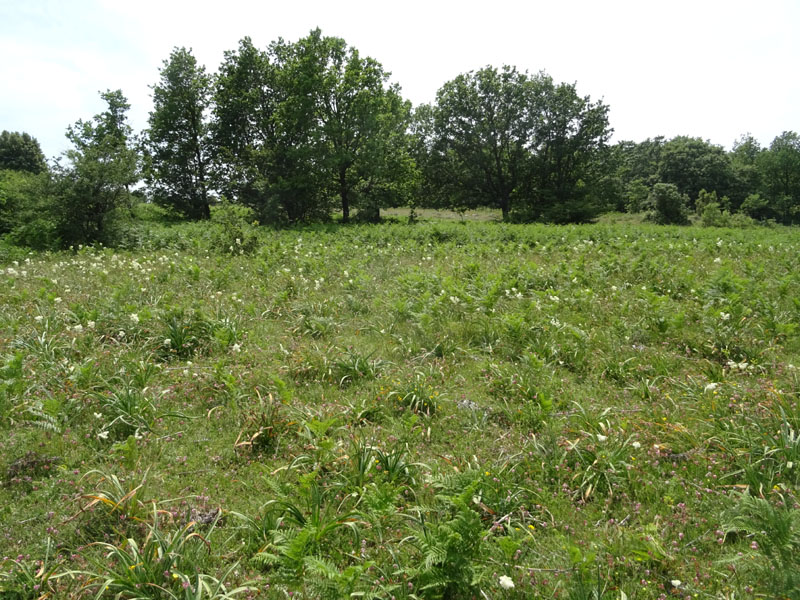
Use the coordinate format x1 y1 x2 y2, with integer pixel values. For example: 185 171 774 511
0 169 59 249
645 183 689 225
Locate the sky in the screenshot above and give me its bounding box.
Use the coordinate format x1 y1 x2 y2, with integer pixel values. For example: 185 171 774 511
1 0 799 159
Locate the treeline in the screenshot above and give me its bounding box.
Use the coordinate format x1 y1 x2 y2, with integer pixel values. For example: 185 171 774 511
1 29 799 248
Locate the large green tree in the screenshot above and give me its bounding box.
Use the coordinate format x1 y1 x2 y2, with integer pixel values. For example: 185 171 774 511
56 89 139 245
428 66 611 222
211 30 414 223
211 37 280 219
526 76 612 222
0 130 47 174
146 47 212 219
728 134 764 210
432 66 534 220
295 29 413 222
657 136 733 208
759 131 800 223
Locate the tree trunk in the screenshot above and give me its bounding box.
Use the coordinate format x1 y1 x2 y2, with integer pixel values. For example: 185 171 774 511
340 166 349 223
500 195 510 221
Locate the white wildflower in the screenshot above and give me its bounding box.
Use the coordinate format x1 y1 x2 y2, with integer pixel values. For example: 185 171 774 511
163 338 172 346
130 313 139 324
34 315 44 322
596 434 608 442
499 575 515 590
87 320 96 329
94 412 103 419
631 441 641 449
719 312 730 321
97 431 109 440
73 324 83 333
670 579 682 588
232 343 241 353
704 382 719 393
54 297 62 304
713 257 722 264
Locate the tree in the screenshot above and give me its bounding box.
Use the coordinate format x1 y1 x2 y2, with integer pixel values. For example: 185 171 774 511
646 183 689 225
657 136 732 208
146 47 212 219
758 131 800 224
0 130 47 174
56 90 139 245
432 66 534 220
211 37 281 220
211 30 414 224
428 66 611 222
301 29 413 222
525 77 612 222
728 134 763 210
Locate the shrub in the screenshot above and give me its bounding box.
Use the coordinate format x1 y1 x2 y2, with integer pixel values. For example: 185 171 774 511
645 183 689 225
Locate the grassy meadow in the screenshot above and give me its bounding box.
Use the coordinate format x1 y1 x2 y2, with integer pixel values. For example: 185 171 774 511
1 215 799 599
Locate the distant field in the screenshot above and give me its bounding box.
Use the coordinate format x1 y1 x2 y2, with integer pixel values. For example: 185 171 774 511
381 207 503 221
1 220 798 598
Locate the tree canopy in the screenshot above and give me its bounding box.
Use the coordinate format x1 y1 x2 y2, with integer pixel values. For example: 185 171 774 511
0 130 47 174
146 47 212 219
4 28 800 251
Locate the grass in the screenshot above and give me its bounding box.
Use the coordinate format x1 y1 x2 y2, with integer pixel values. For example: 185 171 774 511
1 215 799 598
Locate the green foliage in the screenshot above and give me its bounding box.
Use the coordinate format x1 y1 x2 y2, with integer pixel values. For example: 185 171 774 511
0 539 61 599
722 493 800 596
427 66 611 222
405 482 486 599
77 510 251 599
3 221 800 599
55 89 139 246
657 136 732 207
387 372 440 415
160 308 213 360
0 169 58 248
146 47 213 220
645 182 689 224
759 131 800 224
0 130 47 174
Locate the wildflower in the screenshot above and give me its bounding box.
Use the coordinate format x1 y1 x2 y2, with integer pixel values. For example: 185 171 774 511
163 338 172 346
130 313 139 324
671 579 682 588
73 324 83 333
596 434 607 442
54 297 62 304
34 315 44 322
719 312 730 321
704 382 719 393
94 412 103 419
631 441 641 449
232 343 241 353
714 257 722 263
499 575 515 590
87 320 96 329
98 431 109 440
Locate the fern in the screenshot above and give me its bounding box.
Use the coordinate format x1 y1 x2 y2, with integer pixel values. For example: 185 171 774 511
21 404 61 433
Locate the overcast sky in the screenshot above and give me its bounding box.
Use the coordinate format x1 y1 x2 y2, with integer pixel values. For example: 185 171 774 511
2 0 798 159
